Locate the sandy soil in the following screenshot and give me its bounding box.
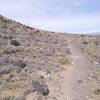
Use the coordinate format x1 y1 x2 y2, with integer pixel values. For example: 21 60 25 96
26 38 94 100
58 39 93 100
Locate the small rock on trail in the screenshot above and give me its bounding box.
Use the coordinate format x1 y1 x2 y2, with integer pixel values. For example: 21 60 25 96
10 40 20 46
32 80 49 96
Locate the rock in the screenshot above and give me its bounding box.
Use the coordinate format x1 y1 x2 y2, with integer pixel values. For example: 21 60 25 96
14 60 26 68
65 49 71 54
41 83 49 96
94 89 100 95
2 96 10 100
0 58 9 66
10 40 20 46
0 67 11 75
2 74 12 81
82 41 88 45
32 80 49 96
13 96 25 100
94 41 100 46
77 80 83 84
52 97 57 100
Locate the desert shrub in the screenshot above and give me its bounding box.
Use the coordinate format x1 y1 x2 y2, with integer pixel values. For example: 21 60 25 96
36 30 40 33
14 60 26 68
0 15 8 22
0 80 26 100
59 57 71 65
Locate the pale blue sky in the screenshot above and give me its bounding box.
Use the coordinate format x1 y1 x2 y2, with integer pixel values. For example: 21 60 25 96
0 0 100 34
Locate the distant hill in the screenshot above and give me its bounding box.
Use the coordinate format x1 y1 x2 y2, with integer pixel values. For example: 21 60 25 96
87 32 100 35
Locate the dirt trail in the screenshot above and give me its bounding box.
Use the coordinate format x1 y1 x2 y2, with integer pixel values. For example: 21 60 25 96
60 39 92 100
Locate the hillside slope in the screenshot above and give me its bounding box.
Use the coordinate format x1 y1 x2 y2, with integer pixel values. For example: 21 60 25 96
0 15 100 100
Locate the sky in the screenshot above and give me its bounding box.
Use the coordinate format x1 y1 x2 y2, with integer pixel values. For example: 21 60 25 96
0 0 100 34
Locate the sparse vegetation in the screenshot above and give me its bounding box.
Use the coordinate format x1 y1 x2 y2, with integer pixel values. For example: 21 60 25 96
0 15 100 100
0 80 27 100
59 57 72 65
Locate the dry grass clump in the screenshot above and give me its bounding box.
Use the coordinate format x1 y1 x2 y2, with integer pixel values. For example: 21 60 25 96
0 80 27 100
58 57 72 66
